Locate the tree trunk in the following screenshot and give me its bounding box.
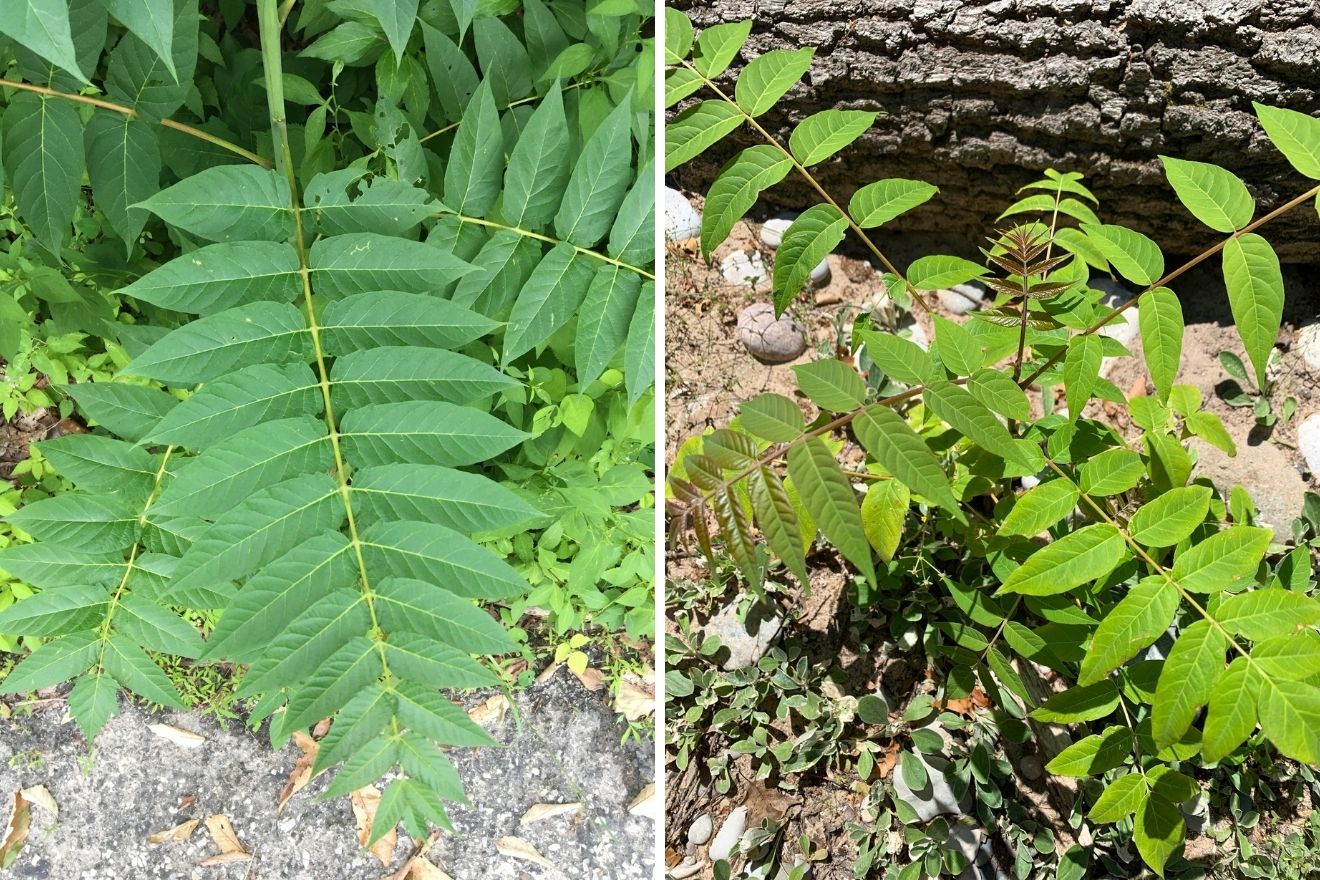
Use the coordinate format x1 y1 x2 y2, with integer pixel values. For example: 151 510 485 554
670 0 1320 262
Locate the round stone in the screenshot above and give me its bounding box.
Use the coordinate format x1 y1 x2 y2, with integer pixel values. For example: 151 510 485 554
665 186 701 241
737 303 807 364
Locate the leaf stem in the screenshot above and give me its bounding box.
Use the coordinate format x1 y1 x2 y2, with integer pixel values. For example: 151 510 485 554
0 77 271 168
446 212 655 279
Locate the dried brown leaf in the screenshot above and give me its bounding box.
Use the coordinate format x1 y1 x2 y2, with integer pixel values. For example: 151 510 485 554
495 836 555 870
148 723 206 748
204 814 246 856
519 802 582 825
407 856 456 880
148 818 200 845
467 694 509 727
613 672 654 721
350 786 396 866
572 666 606 691
18 786 55 818
277 731 318 814
0 791 32 868
627 783 658 820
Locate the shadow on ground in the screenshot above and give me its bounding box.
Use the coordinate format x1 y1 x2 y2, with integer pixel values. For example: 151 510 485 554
0 669 654 880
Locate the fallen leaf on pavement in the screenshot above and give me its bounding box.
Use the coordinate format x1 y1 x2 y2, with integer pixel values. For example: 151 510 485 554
18 786 56 818
519 802 581 825
467 694 509 727
495 836 555 870
198 813 250 866
571 666 606 691
350 786 396 866
277 731 318 814
613 672 654 721
0 791 32 869
407 856 456 880
627 783 658 820
149 818 200 845
148 723 206 748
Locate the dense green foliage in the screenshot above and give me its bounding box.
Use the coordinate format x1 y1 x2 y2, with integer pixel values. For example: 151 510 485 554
666 9 1320 877
0 0 654 842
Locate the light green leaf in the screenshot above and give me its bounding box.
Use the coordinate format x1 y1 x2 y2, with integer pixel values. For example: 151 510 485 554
1045 726 1131 777
924 380 1031 467
575 265 642 387
2 93 85 252
1089 772 1146 823
503 244 595 364
1217 589 1320 641
102 0 175 76
848 178 937 228
0 0 88 83
1250 631 1320 681
1030 680 1119 723
1138 287 1183 402
701 145 792 255
968 369 1030 421
502 82 570 231
738 393 803 442
1170 525 1271 593
665 100 743 172
1258 678 1320 766
1134 781 1187 878
361 520 529 601
310 233 475 298
1253 102 1320 180
789 110 876 166
1079 448 1144 496
996 523 1126 597
554 99 633 248
861 480 908 563
1079 578 1178 685
1128 485 1212 548
1202 655 1261 763
998 480 1079 537
664 7 693 60
855 329 934 385
792 359 866 412
691 20 751 77
787 437 875 589
340 401 527 468
906 255 986 291
735 47 813 116
1063 334 1103 419
1082 223 1164 286
137 165 291 243
772 204 847 314
930 316 983 377
0 542 124 588
1159 156 1253 233
1152 620 1226 748
852 405 962 519
1222 233 1284 389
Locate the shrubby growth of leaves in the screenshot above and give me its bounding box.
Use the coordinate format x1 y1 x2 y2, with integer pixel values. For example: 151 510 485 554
666 9 1320 877
0 0 654 842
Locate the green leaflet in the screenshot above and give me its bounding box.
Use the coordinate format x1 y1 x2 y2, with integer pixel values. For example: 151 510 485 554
1135 770 1197 877
502 81 571 231
37 434 157 494
968 369 1030 421
1082 223 1164 287
848 178 937 228
792 359 867 412
102 0 175 76
554 98 634 248
1128 485 1212 548
1151 620 1226 748
608 160 655 265
1078 447 1143 496
998 480 1079 537
735 47 813 116
329 346 516 408
772 204 847 314
789 110 876 166
309 232 476 298
856 329 934 385
1253 102 1320 180
104 0 197 122
339 401 528 468
443 79 503 216
1258 678 1320 765
924 379 1032 467
351 465 542 534
1202 656 1260 763
624 280 655 407
124 301 309 384
691 19 751 77
85 112 160 253
1063 334 1103 419
1217 589 1320 641
1078 578 1177 685
860 479 908 563
137 165 292 243
362 0 418 60
360 520 529 601
1089 772 1146 823
665 100 743 172
738 393 804 443
1030 680 1120 723
702 145 793 255
1170 525 1271 593
1159 156 1253 233
996 523 1126 597
930 316 983 377
905 255 986 291
0 0 88 83
748 466 808 586
5 492 140 551
787 436 875 589
145 362 322 448
575 265 642 386
321 291 498 352
1045 726 1130 777
1138 287 1183 402
303 171 437 238
121 241 301 315
1222 233 1284 389
68 672 118 739
851 405 962 519
0 585 109 636
2 92 86 252
374 577 518 655
63 382 177 443
503 243 596 364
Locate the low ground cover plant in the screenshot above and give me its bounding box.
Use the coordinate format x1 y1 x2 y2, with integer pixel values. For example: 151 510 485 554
0 0 655 844
666 9 1320 877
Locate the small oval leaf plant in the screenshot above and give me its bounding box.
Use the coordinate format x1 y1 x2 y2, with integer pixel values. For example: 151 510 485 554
0 0 655 846
667 9 1319 877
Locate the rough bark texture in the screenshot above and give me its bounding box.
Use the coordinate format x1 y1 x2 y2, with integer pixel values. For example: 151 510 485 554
670 0 1320 262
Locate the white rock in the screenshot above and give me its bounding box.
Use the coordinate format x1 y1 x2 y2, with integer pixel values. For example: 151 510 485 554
737 303 807 365
665 187 702 242
1300 414 1320 476
687 813 714 846
722 251 770 288
1297 323 1320 372
703 592 784 669
1020 474 1041 490
808 258 831 288
709 807 748 862
947 824 984 866
670 858 703 879
937 282 986 315
1090 276 1132 309
892 753 966 823
760 214 798 249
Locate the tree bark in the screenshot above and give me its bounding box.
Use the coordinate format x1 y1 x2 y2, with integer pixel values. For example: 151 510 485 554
670 0 1320 262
